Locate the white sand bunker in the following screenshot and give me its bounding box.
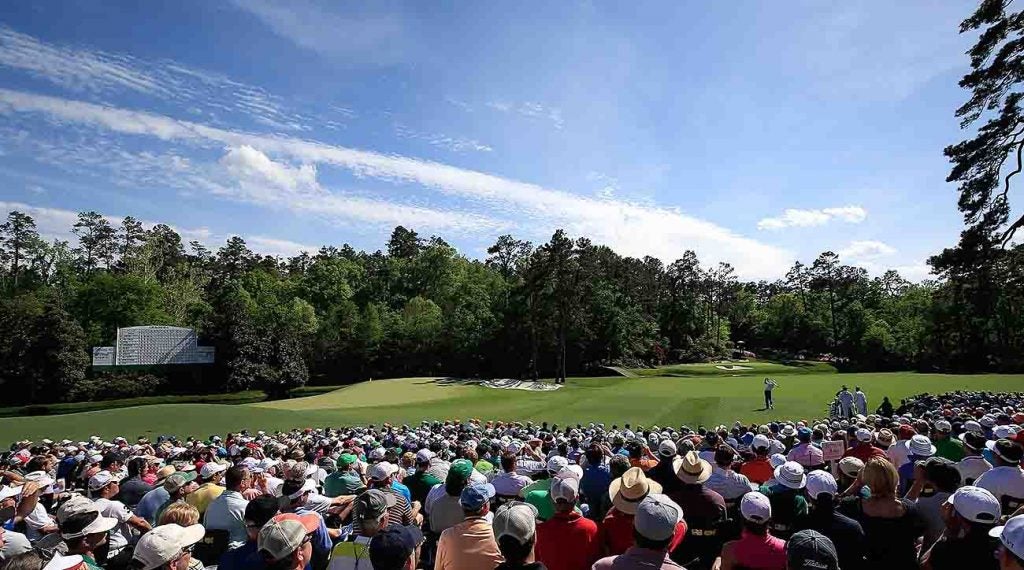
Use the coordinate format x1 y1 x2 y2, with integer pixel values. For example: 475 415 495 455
715 365 753 371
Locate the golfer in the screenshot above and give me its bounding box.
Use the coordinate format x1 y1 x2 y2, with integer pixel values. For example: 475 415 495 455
764 378 778 410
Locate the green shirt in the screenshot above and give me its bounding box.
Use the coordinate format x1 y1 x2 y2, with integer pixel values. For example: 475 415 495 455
935 437 965 462
520 478 551 498
81 554 104 570
524 489 582 522
323 471 365 498
404 471 442 504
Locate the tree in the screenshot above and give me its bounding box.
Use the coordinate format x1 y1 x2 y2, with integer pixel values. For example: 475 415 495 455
117 216 146 270
810 252 841 352
0 211 40 288
73 211 116 270
387 226 422 259
486 235 532 281
946 0 1024 243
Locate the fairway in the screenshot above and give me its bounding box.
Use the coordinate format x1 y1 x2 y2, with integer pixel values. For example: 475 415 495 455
4 364 1024 442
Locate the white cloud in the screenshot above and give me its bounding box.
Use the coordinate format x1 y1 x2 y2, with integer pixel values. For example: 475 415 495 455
0 26 310 131
0 89 794 279
758 205 867 231
392 123 493 153
838 240 896 261
486 101 565 130
242 235 317 258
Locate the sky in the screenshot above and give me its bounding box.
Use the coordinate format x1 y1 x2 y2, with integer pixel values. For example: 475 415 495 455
0 1 980 281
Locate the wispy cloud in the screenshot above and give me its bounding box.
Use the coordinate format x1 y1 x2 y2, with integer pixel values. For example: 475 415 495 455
487 101 565 130
757 205 867 231
0 89 794 278
393 123 493 153
0 26 311 131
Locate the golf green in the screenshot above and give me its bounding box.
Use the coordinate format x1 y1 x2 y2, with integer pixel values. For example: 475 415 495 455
4 364 1024 442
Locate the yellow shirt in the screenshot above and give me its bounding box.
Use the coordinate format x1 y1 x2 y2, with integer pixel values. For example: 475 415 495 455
185 483 224 515
435 516 503 570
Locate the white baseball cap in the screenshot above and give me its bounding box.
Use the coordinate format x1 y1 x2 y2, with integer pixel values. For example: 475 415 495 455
87 470 122 492
42 555 84 570
131 524 205 570
368 461 399 481
493 502 538 545
855 429 872 443
658 440 677 457
751 434 771 450
550 475 580 503
948 485 1001 524
546 456 568 473
805 470 839 499
415 449 435 464
200 462 227 479
991 513 1024 559
740 491 771 523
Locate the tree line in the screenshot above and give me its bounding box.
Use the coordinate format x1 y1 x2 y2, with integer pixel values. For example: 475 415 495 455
1 209 1022 405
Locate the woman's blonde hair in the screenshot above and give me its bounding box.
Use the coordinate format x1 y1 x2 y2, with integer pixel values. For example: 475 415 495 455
861 457 898 498
159 501 200 526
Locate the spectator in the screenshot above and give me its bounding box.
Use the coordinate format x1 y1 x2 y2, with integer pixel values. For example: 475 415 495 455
975 439 1024 515
217 495 279 570
796 470 865 570
203 466 251 550
366 462 417 527
932 420 965 462
990 515 1024 570
434 483 502 570
323 454 364 499
841 457 926 569
907 456 961 550
403 450 441 505
705 445 752 504
256 513 320 570
185 462 226 516
645 441 680 496
88 470 151 564
535 476 599 570
786 530 840 570
351 489 396 538
844 429 887 463
158 502 200 527
758 461 807 539
136 467 177 525
958 432 993 485
669 451 726 567
154 473 197 525
897 434 937 494
493 502 542 570
887 425 916 469
368 525 424 570
714 491 786 570
277 479 334 569
59 505 118 570
520 457 569 499
920 485 1000 570
740 435 774 485
493 453 534 502
115 457 154 509
427 459 474 534
787 428 823 469
130 522 204 570
592 494 683 570
602 468 679 557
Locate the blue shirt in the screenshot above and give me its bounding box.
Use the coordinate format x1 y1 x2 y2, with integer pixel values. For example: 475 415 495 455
580 464 612 505
217 540 264 570
391 480 412 504
295 507 332 556
134 486 170 525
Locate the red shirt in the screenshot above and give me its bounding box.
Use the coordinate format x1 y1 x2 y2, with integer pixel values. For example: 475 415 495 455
740 458 774 485
536 511 601 570
843 444 887 463
599 508 687 557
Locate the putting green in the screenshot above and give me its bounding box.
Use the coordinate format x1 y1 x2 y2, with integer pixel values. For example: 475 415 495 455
4 365 1024 442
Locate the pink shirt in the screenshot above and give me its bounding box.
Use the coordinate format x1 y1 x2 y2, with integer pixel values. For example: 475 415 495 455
733 530 787 570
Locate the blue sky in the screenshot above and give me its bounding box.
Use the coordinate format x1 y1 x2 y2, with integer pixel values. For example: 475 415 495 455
0 1 977 280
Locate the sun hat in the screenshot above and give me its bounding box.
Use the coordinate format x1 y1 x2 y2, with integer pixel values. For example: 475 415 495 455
87 470 122 493
609 467 663 514
855 429 872 443
780 425 797 438
658 440 677 458
369 524 424 569
355 489 397 521
769 453 787 468
163 472 197 493
493 502 539 545
805 470 839 499
964 420 984 435
897 425 917 440
200 462 227 479
258 513 321 562
131 523 205 570
675 451 712 484
546 456 568 474
838 457 864 478
23 471 55 489
907 434 936 457
60 510 119 540
994 425 1019 440
787 530 839 570
550 476 580 503
947 485 1000 524
0 485 22 501
875 429 895 447
934 420 952 433
986 439 1024 463
740 491 771 523
41 555 85 570
960 431 987 451
991 513 1024 560
460 483 496 511
634 494 682 541
773 461 807 490
368 461 398 481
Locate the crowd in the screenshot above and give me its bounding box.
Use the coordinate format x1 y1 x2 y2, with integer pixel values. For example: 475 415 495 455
2 390 1024 570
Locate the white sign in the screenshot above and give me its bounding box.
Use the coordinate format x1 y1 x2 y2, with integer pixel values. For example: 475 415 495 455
822 440 846 462
92 346 115 366
93 326 214 366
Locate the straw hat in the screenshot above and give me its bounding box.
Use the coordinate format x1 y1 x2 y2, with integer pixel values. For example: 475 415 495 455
674 451 712 485
608 467 663 515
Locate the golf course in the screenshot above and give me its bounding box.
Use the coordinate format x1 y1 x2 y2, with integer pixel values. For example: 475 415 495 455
4 361 1024 442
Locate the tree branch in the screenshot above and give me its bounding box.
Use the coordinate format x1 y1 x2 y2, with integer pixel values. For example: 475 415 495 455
1001 212 1024 244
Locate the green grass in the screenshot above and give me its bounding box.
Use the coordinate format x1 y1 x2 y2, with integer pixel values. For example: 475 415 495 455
5 371 1024 442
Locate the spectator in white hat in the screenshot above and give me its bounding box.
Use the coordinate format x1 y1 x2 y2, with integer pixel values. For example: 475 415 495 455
185 462 226 516
991 514 1024 570
59 502 119 570
130 522 204 570
739 435 774 485
592 494 683 570
897 434 936 495
958 432 993 486
403 450 441 505
932 420 965 462
367 461 418 526
492 502 540 570
535 475 600 570
89 470 151 562
757 461 807 540
976 440 1024 516
715 491 786 570
796 470 865 570
920 485 1001 570
257 513 321 570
